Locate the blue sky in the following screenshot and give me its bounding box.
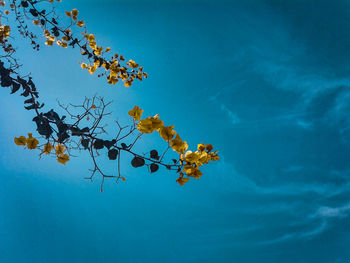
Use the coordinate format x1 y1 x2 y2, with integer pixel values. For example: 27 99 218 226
1 0 350 262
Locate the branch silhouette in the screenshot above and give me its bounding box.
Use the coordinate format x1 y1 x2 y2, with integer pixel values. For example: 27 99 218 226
1 0 219 191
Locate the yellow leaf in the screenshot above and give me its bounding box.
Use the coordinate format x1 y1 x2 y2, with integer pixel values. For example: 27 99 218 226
88 65 97 74
159 125 176 141
26 137 39 150
170 134 188 154
14 136 27 146
137 119 153 133
71 9 79 16
186 167 202 179
128 105 143 121
127 59 139 68
150 115 164 131
77 20 84 27
88 34 95 41
197 143 206 151
57 41 67 48
57 154 70 165
183 164 195 174
209 152 220 161
44 29 50 37
107 75 118 85
45 39 54 46
124 80 133 87
137 115 164 133
176 177 189 186
55 144 66 155
184 151 199 163
197 151 210 166
206 144 213 152
42 143 54 154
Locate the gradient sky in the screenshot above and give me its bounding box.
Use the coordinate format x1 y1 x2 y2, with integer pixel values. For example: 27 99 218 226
1 0 350 262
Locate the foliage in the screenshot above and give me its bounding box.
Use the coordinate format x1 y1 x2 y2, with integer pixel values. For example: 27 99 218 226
0 0 219 191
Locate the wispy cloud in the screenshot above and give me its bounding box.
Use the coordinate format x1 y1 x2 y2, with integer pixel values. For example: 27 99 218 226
259 221 328 246
259 203 350 245
220 104 240 124
314 203 350 219
211 157 350 197
252 39 350 133
209 157 350 247
296 119 313 130
205 5 350 250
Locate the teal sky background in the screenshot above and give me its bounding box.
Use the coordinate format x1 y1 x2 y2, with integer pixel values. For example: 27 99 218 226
1 0 350 262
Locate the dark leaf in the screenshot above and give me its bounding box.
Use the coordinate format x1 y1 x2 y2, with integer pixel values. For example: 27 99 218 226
1 76 12 87
150 163 159 173
57 132 69 143
103 140 115 149
21 1 28 7
131 156 145 168
150 149 159 160
27 77 35 88
108 149 118 160
93 139 104 149
57 122 68 133
21 89 30 97
32 115 41 126
32 91 39 98
29 9 38 17
24 98 34 104
32 115 52 138
81 139 90 149
24 104 36 110
70 127 83 136
69 38 79 47
44 109 60 121
80 127 90 133
121 143 128 149
11 82 20 93
71 126 89 136
37 122 52 139
16 76 27 86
